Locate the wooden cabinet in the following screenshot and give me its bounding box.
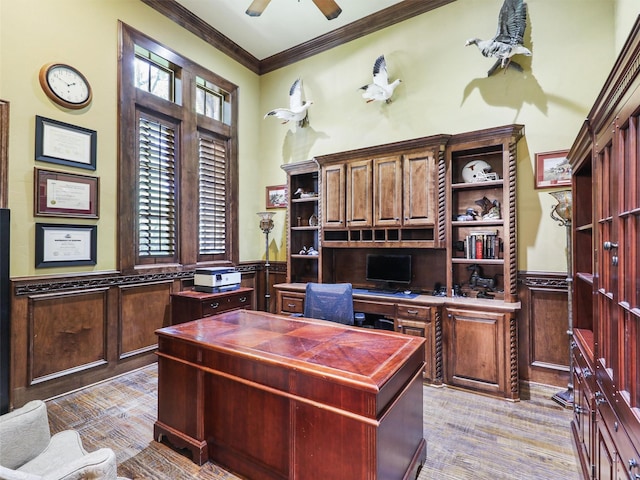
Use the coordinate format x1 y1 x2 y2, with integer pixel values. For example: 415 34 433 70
568 18 640 480
402 150 439 227
282 160 320 284
445 125 523 304
444 306 518 400
321 163 345 228
170 287 253 324
346 159 373 228
396 303 438 383
317 136 448 248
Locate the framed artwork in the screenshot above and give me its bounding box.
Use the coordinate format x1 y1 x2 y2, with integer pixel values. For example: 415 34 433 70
35 115 97 170
34 168 99 218
35 223 97 268
535 150 571 188
266 184 287 208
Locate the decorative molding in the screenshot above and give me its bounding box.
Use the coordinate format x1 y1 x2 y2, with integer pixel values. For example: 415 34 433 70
518 271 569 289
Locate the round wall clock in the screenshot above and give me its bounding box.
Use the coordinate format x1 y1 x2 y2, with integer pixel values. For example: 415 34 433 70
39 63 92 110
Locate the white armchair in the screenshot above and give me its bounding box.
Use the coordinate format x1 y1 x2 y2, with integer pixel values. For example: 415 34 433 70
0 400 127 480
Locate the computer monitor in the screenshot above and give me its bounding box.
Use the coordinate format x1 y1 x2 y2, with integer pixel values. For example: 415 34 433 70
365 254 411 290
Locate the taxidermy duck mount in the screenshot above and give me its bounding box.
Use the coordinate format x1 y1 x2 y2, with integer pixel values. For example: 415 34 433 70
360 55 402 104
264 78 312 128
465 0 531 76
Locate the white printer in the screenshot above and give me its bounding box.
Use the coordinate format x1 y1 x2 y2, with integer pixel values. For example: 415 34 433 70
194 266 241 293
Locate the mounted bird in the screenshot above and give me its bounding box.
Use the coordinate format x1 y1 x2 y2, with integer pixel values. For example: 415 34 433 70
360 55 402 104
465 0 531 76
264 78 313 128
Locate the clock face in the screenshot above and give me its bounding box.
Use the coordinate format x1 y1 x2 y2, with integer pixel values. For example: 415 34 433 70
39 63 92 109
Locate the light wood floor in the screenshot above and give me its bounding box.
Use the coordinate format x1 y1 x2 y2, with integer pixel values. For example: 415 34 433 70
45 364 581 479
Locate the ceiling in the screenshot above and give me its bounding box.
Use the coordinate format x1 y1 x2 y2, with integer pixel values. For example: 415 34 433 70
142 0 455 74
175 0 405 61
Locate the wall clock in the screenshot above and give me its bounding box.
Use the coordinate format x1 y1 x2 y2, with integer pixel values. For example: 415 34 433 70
38 63 92 110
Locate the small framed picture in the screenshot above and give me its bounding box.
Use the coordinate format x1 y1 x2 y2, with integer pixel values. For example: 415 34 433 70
34 168 99 218
266 184 287 208
35 223 97 268
35 116 97 170
535 150 571 189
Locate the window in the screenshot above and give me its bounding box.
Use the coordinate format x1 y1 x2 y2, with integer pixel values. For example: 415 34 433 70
119 22 238 273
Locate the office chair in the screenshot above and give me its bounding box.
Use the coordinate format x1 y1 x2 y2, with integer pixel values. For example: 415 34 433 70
304 282 354 325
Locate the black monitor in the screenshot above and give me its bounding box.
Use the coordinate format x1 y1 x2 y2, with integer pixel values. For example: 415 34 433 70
365 254 411 290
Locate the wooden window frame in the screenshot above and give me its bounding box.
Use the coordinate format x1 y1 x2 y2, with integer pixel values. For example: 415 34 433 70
118 22 239 274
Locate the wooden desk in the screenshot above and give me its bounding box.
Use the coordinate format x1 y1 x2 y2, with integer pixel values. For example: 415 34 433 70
154 310 426 480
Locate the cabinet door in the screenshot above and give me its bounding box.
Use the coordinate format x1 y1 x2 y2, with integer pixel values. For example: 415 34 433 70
373 156 402 227
403 151 437 226
346 159 372 227
396 304 434 381
322 164 345 228
444 307 516 399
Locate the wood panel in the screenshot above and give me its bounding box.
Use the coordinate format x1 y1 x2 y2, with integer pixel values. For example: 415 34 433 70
29 290 108 383
517 272 569 387
119 281 173 357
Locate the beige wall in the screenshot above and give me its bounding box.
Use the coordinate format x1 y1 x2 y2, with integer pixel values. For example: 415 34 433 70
258 0 620 271
1 0 636 278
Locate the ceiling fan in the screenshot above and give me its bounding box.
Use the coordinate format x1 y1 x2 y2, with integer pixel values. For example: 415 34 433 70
246 0 342 20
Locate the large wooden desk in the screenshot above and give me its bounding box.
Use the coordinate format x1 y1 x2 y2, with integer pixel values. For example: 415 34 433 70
154 309 426 480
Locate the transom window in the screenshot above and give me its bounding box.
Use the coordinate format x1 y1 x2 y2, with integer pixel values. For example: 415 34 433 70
118 22 238 273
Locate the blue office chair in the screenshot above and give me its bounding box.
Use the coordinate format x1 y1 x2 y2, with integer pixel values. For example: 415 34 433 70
304 282 354 325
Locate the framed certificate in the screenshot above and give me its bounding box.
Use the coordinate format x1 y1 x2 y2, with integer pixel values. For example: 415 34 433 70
35 223 97 268
35 116 97 170
34 168 98 218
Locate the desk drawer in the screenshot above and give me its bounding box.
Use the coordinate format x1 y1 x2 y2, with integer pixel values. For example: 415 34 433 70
202 291 252 316
281 294 304 314
397 305 430 321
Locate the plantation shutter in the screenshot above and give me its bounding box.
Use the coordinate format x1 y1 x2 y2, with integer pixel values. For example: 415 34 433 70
138 116 176 258
198 133 227 255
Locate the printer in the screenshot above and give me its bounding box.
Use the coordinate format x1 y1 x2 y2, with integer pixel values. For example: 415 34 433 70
194 266 241 293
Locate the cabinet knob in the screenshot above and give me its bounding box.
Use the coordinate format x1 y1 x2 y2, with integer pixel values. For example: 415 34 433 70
603 241 618 250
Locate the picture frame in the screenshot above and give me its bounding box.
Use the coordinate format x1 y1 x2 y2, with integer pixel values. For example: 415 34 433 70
35 115 97 170
34 168 99 218
266 184 287 208
35 223 97 268
535 150 571 189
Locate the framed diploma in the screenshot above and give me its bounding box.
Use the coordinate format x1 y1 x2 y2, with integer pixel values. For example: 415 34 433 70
35 223 97 268
35 168 98 218
35 116 97 170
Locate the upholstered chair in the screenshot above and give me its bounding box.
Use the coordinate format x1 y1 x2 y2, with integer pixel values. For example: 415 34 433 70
0 400 128 480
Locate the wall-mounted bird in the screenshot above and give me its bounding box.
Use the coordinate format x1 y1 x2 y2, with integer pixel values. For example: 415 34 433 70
264 78 313 128
360 55 402 104
465 0 531 76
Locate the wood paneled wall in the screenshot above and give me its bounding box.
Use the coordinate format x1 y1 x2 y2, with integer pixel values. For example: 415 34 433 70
517 271 570 388
8 261 285 408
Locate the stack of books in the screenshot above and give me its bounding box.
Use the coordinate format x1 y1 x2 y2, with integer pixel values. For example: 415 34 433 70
462 230 502 259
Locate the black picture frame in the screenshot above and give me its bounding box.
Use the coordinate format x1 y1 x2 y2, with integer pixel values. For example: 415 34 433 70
35 223 97 268
35 116 97 170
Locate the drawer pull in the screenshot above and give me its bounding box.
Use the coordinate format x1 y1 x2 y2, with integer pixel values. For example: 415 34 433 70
209 302 220 309
239 296 247 303
407 309 419 315
287 303 296 308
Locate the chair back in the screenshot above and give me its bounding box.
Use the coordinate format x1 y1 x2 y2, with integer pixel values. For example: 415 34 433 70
304 283 354 325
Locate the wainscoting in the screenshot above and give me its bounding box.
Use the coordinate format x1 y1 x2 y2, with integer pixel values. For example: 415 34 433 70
517 271 570 388
8 261 286 408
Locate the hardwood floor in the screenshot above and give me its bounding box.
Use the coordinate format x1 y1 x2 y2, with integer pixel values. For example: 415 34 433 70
45 364 581 479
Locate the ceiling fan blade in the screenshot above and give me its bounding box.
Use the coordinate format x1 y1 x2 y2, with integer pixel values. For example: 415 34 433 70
246 0 271 17
311 0 342 20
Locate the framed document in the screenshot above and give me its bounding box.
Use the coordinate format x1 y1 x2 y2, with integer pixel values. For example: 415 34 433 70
35 116 97 170
35 168 98 218
35 223 97 268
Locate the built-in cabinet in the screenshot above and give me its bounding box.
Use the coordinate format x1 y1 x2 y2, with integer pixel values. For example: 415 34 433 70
568 18 640 480
279 128 523 399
